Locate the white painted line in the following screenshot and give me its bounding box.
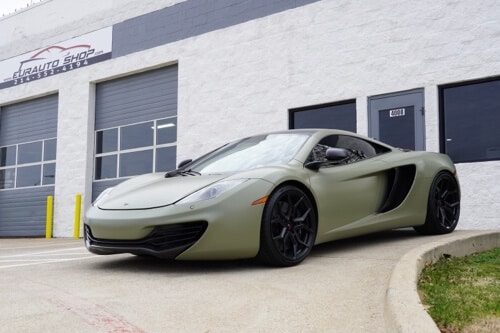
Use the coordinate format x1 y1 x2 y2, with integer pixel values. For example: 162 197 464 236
0 241 81 250
0 247 89 259
0 255 99 269
0 257 92 263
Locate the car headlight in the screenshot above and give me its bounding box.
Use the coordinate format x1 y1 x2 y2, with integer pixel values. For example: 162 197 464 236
92 187 114 207
176 179 248 205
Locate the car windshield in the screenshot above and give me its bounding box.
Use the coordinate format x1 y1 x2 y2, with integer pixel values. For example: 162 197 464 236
187 133 309 174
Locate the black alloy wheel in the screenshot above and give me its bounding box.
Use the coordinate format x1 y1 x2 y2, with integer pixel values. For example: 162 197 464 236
415 171 460 235
258 185 317 267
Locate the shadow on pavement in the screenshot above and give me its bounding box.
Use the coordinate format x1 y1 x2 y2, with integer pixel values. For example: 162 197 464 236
88 228 429 274
311 228 426 255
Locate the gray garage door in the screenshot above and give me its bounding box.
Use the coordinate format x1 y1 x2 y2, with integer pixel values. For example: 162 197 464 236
92 65 178 200
0 95 58 237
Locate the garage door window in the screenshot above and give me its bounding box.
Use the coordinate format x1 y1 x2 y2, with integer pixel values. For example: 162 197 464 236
44 139 57 161
17 165 41 187
120 121 154 150
0 138 57 189
18 141 43 164
0 146 16 166
96 128 118 154
440 77 500 163
94 116 177 181
42 162 56 185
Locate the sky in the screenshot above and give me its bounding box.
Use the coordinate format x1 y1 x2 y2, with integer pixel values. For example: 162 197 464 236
0 0 45 17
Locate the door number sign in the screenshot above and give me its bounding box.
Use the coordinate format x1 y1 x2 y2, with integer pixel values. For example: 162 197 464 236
389 108 406 117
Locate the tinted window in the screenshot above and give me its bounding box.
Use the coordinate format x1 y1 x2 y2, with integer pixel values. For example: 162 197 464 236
0 139 55 190
43 163 56 185
44 139 57 161
0 146 16 167
156 118 177 144
16 165 41 187
95 155 117 180
440 78 500 162
18 141 42 164
96 128 118 154
120 122 154 150
0 168 15 189
309 134 390 165
156 146 177 172
290 101 356 132
93 117 177 181
119 150 153 177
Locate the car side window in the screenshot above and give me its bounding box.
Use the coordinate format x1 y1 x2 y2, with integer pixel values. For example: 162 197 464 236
307 135 390 166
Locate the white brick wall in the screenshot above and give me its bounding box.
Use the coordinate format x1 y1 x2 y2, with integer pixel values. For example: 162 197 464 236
1 0 499 235
0 0 185 60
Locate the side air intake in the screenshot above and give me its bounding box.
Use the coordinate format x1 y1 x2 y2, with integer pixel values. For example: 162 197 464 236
379 165 416 213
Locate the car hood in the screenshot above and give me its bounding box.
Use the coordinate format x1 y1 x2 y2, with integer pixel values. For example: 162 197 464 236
97 173 228 210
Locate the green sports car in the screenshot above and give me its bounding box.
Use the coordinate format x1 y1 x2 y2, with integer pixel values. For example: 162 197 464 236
84 129 460 266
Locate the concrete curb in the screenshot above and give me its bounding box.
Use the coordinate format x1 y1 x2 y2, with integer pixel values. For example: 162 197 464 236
384 230 500 333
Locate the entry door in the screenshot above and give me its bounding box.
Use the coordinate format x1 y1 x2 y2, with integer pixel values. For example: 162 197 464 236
368 89 425 151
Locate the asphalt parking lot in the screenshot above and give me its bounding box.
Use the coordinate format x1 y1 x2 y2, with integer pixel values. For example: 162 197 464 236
0 230 488 333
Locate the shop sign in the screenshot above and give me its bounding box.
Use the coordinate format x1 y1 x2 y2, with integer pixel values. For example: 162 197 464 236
0 26 112 90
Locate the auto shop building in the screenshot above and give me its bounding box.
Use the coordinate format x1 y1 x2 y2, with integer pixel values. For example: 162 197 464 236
0 0 499 237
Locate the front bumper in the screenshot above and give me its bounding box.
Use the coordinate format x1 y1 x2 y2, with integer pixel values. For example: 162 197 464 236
84 221 208 258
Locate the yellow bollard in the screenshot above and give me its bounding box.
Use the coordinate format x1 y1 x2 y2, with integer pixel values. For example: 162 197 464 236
45 196 53 239
73 194 82 238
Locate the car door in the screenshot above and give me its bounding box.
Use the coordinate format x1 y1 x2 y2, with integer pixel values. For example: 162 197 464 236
307 135 391 242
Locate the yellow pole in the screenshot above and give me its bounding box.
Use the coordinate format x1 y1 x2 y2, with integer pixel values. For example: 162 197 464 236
45 196 53 239
73 194 82 238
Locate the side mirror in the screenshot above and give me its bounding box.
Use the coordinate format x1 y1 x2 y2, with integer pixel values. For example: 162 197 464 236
325 147 349 161
305 148 349 170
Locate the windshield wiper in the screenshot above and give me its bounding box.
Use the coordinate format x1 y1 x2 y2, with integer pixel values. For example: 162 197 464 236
180 169 201 176
165 169 201 178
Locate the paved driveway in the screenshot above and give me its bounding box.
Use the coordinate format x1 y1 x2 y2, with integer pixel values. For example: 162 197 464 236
0 230 478 333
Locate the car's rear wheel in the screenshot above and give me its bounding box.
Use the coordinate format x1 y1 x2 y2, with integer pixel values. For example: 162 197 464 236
258 185 317 267
414 171 460 235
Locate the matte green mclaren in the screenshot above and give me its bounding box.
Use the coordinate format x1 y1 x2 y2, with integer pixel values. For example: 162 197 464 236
84 129 460 266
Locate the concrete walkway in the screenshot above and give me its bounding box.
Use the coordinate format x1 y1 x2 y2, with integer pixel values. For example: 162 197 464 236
0 229 498 333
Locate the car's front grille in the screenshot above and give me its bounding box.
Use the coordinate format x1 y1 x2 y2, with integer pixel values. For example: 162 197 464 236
146 222 208 251
84 221 208 258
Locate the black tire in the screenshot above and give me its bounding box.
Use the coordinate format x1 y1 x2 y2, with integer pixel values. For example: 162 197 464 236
414 171 460 235
258 185 317 267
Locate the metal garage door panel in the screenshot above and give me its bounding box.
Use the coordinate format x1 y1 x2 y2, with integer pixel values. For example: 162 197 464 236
0 94 58 237
0 95 58 145
95 66 178 130
0 187 54 237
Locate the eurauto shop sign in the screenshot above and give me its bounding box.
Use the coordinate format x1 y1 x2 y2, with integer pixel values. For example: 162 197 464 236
0 27 112 89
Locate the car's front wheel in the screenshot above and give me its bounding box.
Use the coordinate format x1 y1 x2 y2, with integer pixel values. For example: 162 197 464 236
258 185 317 267
414 171 460 235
